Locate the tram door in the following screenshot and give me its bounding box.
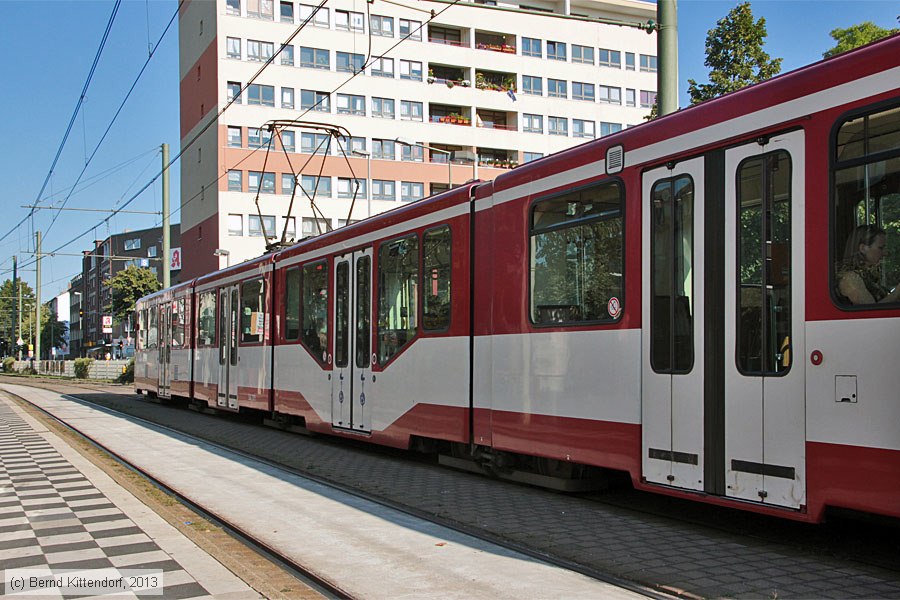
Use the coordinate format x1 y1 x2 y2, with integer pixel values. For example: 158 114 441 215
642 158 706 492
158 302 172 399
332 249 373 432
723 132 805 509
217 285 239 410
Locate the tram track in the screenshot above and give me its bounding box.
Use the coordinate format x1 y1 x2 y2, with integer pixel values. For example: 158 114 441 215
5 377 900 600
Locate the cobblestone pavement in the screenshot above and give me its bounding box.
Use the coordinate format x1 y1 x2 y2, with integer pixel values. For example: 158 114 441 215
9 378 900 600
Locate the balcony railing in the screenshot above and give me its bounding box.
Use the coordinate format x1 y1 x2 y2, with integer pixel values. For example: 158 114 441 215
475 43 516 54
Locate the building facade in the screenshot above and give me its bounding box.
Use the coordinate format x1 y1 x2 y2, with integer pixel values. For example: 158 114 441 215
179 0 657 278
68 225 181 357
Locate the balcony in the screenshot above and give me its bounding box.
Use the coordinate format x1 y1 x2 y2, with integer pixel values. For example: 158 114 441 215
474 70 516 93
474 30 516 54
430 104 472 126
427 64 470 88
475 110 516 131
428 25 467 48
478 147 519 169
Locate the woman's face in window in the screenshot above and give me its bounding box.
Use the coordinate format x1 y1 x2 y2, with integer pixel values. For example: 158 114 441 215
861 233 887 266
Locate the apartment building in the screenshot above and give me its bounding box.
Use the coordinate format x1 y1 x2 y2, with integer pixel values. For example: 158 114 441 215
179 0 658 278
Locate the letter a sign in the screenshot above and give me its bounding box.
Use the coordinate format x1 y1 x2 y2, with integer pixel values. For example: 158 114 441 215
169 247 182 271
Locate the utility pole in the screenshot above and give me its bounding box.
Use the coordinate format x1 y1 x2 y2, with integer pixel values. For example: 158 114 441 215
35 231 42 366
657 0 679 116
17 269 22 361
162 143 171 289
11 255 17 359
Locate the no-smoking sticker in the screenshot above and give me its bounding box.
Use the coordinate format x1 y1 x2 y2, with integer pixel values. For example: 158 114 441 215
607 297 621 318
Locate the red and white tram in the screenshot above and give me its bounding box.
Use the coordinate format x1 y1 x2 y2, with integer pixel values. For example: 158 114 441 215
136 36 900 522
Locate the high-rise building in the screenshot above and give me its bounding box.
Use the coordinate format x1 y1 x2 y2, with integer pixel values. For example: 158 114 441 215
179 0 657 278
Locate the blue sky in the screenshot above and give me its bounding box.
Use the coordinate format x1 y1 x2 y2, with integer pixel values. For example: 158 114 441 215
1 0 897 299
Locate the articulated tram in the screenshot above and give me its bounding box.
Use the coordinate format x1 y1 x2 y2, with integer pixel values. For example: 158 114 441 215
137 36 900 522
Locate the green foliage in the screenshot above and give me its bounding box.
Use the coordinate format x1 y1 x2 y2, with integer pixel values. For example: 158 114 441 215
0 279 35 351
823 22 898 58
116 358 135 384
3 357 15 373
107 266 161 323
40 307 68 356
74 358 93 379
687 2 783 104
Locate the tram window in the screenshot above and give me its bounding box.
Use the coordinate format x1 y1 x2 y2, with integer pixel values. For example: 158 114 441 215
378 234 419 363
301 261 328 359
650 175 694 374
832 104 900 307
285 267 301 340
423 225 451 331
173 299 186 347
240 278 265 343
737 151 792 376
356 256 371 368
335 262 350 368
138 309 147 350
530 180 623 324
198 292 216 346
148 306 158 349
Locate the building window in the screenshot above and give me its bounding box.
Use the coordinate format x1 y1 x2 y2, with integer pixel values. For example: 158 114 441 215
301 175 332 197
373 179 395 201
522 75 542 96
301 132 331 154
547 78 566 99
371 56 394 78
124 238 141 251
371 15 394 37
572 82 595 102
401 100 423 121
335 9 364 31
228 214 243 236
280 1 293 22
336 51 365 73
227 126 242 147
530 180 623 324
282 173 297 194
598 85 621 105
572 44 593 64
226 37 241 59
300 46 329 69
248 171 276 194
227 81 242 103
336 94 365 115
247 0 274 19
338 135 366 154
626 88 636 107
625 52 635 71
302 217 332 237
546 41 566 61
300 89 330 112
248 84 275 106
401 144 424 162
226 0 240 15
599 49 621 68
600 122 622 137
523 113 543 133
640 54 658 73
247 40 274 62
281 44 294 66
248 127 272 148
299 3 329 27
228 170 243 192
548 116 567 136
281 130 295 152
401 181 424 201
338 177 367 199
147 246 157 258
249 215 276 238
523 152 543 163
281 87 294 109
399 60 423 81
522 37 541 58
372 97 395 119
399 19 422 40
282 216 296 239
373 139 396 160
640 90 657 108
573 119 595 139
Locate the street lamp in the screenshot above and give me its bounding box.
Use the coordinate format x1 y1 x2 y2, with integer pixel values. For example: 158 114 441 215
213 248 230 269
351 149 372 217
395 137 452 189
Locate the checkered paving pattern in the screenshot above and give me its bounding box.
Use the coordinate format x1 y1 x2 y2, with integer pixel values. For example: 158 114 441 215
0 402 210 599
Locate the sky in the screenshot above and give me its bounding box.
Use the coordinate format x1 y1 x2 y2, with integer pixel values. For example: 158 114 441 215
0 0 897 301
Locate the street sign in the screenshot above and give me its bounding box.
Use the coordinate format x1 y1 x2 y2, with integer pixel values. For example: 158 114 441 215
102 315 113 334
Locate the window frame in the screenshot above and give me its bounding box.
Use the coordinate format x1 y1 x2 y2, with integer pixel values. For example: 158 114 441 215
422 224 453 332
239 277 266 345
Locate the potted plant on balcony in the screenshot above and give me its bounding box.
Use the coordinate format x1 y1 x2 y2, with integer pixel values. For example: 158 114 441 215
427 68 435 84
475 72 487 90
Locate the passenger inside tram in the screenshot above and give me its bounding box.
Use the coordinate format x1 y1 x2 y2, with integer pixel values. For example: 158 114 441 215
836 225 900 305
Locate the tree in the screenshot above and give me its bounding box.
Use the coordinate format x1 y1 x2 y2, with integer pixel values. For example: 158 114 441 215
40 306 68 358
687 2 783 105
0 279 35 354
106 267 161 323
823 22 899 58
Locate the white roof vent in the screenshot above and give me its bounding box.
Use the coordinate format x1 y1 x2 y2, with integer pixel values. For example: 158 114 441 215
606 145 624 175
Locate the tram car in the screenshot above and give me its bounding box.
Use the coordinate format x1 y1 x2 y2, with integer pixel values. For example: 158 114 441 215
135 35 900 522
